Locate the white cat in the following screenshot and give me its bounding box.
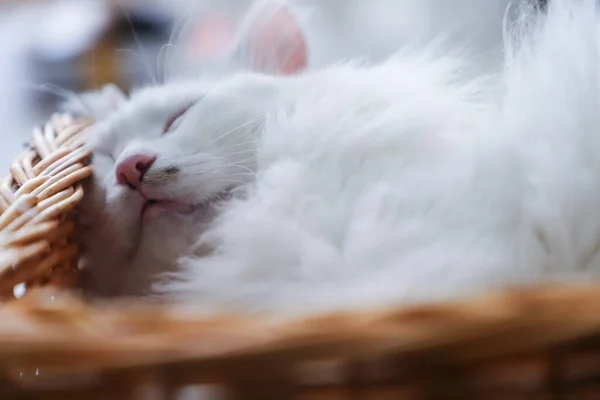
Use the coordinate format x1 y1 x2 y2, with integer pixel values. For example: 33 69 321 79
161 0 600 315
72 0 600 316
73 0 521 300
73 1 323 297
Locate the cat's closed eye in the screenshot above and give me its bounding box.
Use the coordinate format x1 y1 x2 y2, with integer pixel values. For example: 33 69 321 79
163 103 196 135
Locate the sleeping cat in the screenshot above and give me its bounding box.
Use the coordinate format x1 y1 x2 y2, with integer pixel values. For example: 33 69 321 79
165 0 600 314
74 0 522 300
73 0 600 315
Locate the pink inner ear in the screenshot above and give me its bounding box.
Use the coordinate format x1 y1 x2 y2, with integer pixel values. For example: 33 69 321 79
247 5 308 75
190 15 237 59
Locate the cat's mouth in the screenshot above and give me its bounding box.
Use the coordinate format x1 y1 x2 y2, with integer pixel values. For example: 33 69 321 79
140 190 233 220
141 199 197 219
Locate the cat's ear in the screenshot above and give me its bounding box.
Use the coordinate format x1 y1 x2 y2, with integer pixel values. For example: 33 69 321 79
234 1 308 75
189 14 238 60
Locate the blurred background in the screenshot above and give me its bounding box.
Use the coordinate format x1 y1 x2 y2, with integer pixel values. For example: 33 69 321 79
0 0 198 170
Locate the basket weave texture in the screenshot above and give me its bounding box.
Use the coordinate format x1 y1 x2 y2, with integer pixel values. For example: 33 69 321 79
2 116 600 399
0 114 92 299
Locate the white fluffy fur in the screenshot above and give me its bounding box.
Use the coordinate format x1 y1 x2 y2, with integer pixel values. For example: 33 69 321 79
71 0 600 316
161 53 507 313
161 0 600 314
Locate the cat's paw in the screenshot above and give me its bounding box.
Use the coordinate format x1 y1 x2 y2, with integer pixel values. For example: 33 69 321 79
60 84 127 120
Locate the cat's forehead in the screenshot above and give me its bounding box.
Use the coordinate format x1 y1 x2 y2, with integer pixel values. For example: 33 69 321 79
102 82 207 133
127 82 207 111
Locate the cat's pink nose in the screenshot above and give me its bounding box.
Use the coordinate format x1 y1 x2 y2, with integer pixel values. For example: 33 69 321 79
116 154 156 188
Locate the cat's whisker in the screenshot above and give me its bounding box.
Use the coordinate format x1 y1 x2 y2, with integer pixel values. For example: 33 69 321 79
35 83 78 101
34 83 111 117
221 172 257 177
199 156 259 174
214 140 261 155
214 162 257 174
204 156 232 165
116 49 156 86
24 83 91 114
163 3 195 82
216 180 247 185
208 117 265 147
192 166 255 179
216 153 259 163
157 44 176 85
234 165 254 174
230 157 259 166
117 6 157 85
222 149 259 158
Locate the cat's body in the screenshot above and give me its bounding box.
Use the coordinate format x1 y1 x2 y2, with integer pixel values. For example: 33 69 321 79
75 0 600 314
160 56 519 312
165 0 600 313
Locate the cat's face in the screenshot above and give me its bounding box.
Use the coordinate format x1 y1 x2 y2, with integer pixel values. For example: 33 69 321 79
73 1 309 297
77 76 283 297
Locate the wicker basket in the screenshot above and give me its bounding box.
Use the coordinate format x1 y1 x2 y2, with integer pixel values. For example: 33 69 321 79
2 116 600 399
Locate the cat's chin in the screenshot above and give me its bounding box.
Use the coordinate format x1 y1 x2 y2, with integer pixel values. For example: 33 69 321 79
142 200 197 220
141 189 234 221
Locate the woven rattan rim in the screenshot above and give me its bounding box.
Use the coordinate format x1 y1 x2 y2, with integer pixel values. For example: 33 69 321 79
0 114 93 299
3 283 600 373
